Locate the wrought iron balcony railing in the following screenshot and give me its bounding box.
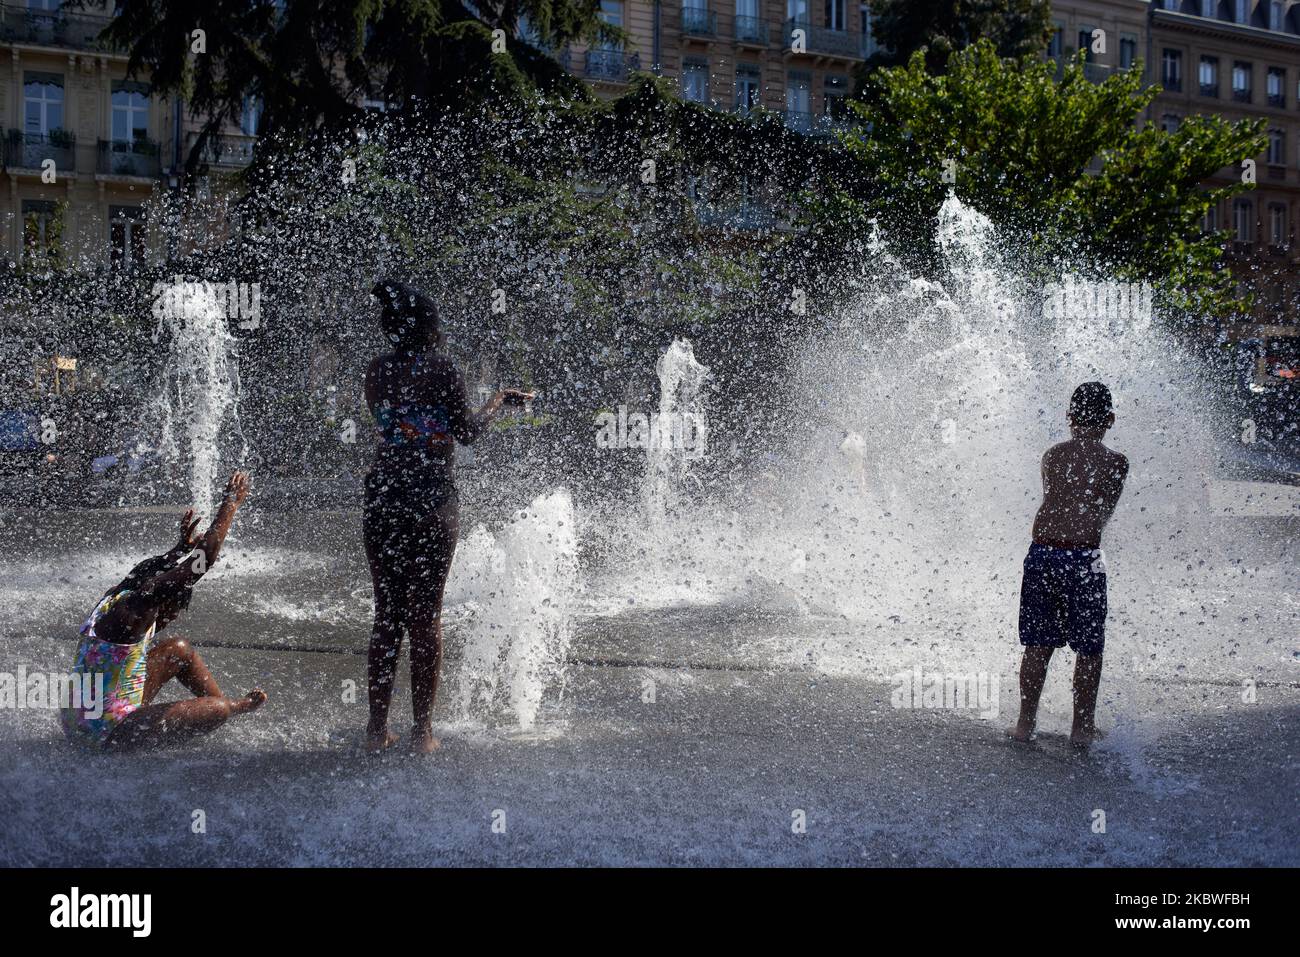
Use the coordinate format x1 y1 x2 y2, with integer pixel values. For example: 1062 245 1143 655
97 138 162 179
734 15 768 44
783 18 861 59
4 129 75 171
185 131 257 169
0 3 118 52
681 5 717 36
584 49 640 81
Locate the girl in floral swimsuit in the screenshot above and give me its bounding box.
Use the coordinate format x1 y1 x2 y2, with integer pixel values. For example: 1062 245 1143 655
61 470 266 750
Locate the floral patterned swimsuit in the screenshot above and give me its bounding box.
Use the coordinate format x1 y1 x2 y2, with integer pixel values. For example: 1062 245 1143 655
60 590 154 748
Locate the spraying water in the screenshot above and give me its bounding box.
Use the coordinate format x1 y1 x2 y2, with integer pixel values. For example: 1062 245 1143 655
449 489 579 730
152 281 243 518
643 338 710 550
591 196 1294 692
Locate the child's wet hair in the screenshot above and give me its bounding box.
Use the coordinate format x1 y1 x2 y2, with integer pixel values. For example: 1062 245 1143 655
113 554 193 613
1069 381 1113 430
372 279 439 354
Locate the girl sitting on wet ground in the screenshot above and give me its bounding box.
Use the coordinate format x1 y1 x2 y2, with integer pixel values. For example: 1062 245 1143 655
61 470 266 750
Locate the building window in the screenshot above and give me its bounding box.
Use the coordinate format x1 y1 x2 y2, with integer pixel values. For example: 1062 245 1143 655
1235 0 1249 25
860 3 875 59
683 0 710 33
1203 202 1219 234
1161 114 1180 134
516 14 541 46
824 75 848 119
1268 128 1285 164
23 72 63 136
597 0 623 49
1270 1 1284 31
240 96 262 135
681 61 710 104
1267 67 1285 107
736 0 761 42
1048 25 1063 59
1199 56 1219 97
1233 62 1252 103
1161 49 1182 92
825 0 845 31
1078 27 1096 62
110 82 149 143
785 71 811 132
787 0 808 23
734 64 761 113
1120 35 1137 71
21 199 59 261
109 206 146 273
1235 199 1254 244
1269 203 1287 246
1199 0 1215 16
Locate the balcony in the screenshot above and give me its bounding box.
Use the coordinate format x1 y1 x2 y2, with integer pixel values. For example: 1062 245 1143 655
681 5 717 38
1082 61 1113 84
97 138 162 179
0 3 117 52
734 15 768 46
584 49 640 82
696 200 778 231
783 18 861 59
784 109 815 134
4 129 75 172
185 131 257 169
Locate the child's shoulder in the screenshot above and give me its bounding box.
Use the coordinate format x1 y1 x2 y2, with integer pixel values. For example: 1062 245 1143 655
1102 443 1130 474
1043 439 1074 461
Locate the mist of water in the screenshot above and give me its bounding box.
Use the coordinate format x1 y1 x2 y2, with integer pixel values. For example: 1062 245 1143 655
449 489 579 730
151 282 244 518
588 195 1293 689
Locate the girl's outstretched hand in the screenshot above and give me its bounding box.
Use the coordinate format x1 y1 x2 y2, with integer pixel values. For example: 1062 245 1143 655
223 470 252 508
175 508 201 550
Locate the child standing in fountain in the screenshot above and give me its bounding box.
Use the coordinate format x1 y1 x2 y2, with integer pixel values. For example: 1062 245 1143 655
61 470 266 750
1011 383 1128 750
363 280 530 754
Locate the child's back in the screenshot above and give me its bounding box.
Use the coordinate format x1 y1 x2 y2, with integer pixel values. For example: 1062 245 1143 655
1032 436 1128 550
1012 382 1127 749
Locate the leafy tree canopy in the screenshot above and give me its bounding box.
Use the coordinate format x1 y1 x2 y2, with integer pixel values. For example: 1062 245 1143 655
97 0 617 172
838 41 1265 318
865 0 1054 75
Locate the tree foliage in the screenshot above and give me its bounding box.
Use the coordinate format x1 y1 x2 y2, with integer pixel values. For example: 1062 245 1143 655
864 0 1054 74
99 0 615 172
838 41 1265 317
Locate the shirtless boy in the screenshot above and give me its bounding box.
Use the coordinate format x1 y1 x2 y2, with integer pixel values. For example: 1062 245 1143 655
1011 382 1128 749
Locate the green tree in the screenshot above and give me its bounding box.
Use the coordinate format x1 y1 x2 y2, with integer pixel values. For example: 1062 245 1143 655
836 41 1265 318
99 0 617 173
865 0 1053 74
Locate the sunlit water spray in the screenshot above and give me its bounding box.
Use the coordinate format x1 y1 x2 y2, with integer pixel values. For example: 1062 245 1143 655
152 282 244 517
642 338 710 564
591 196 1295 705
449 489 579 730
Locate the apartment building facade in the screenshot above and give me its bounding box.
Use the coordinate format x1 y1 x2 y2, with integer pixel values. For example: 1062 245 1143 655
562 0 876 133
0 1 257 272
1048 0 1300 368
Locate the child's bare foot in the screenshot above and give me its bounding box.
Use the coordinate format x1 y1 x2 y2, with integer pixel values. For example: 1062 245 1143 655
1008 719 1035 743
1069 726 1104 750
366 727 400 753
410 726 441 754
234 689 267 715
